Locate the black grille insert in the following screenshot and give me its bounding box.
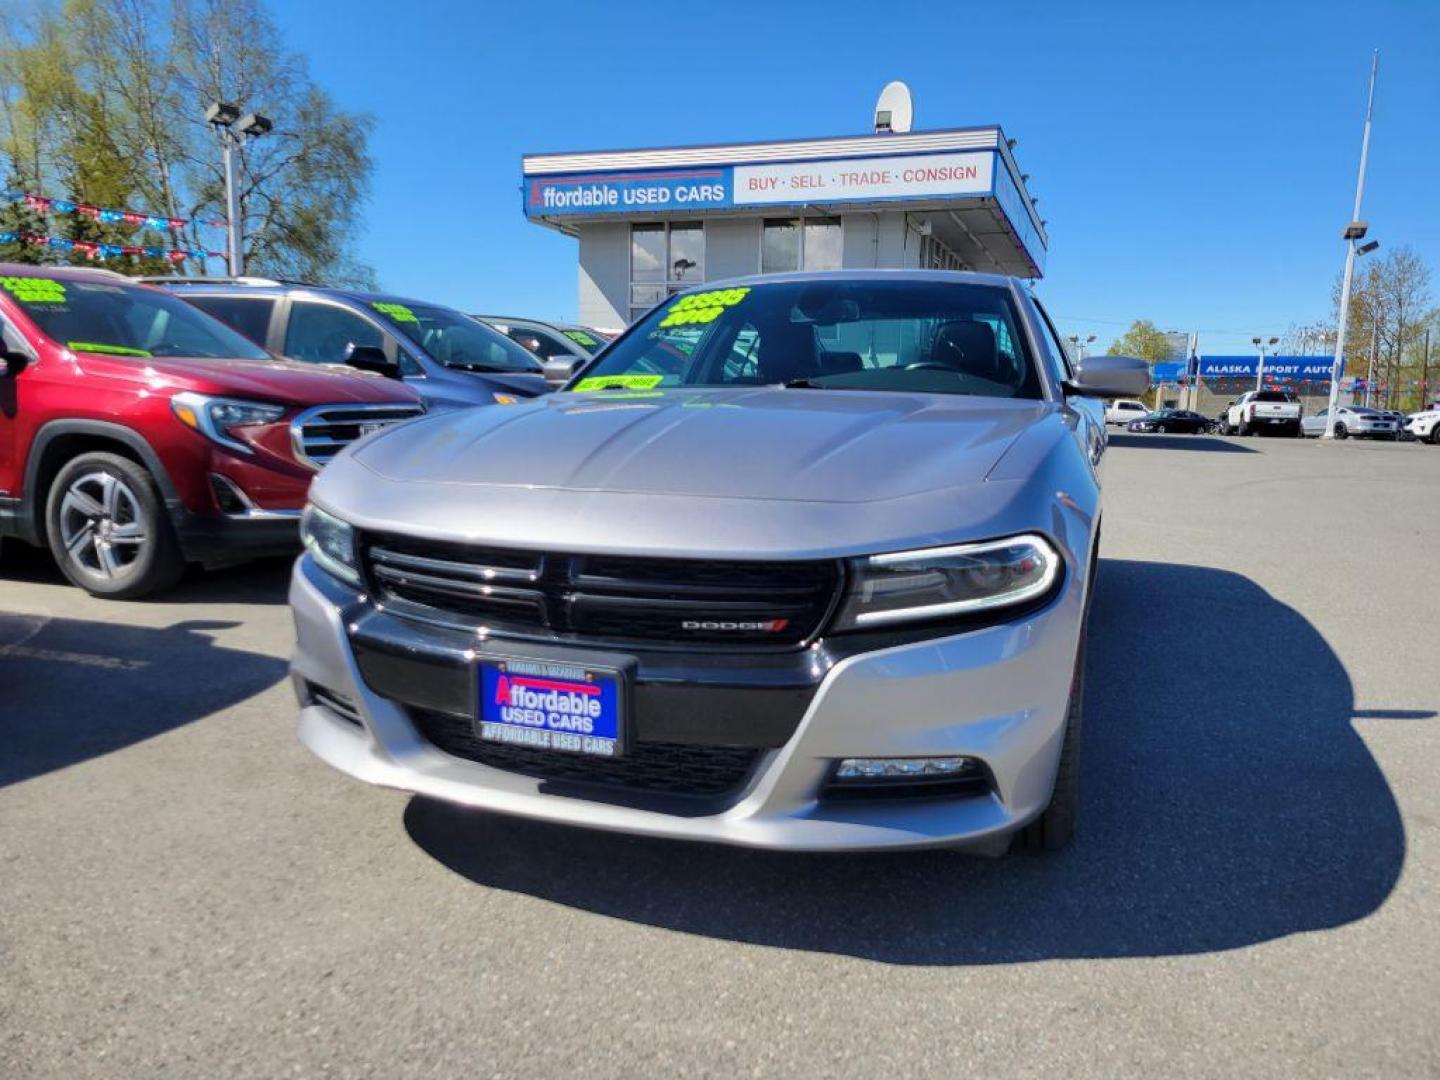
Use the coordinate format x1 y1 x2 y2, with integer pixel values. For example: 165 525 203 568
410 708 760 798
362 534 841 648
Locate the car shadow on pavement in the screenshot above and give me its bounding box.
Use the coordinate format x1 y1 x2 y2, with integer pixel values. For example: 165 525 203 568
403 559 1406 964
1108 434 1260 452
0 613 287 786
0 542 293 604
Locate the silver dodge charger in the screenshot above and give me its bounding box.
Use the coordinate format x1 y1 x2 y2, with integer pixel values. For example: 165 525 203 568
289 271 1147 854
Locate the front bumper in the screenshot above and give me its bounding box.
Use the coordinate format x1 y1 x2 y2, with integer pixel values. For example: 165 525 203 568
288 554 1085 853
172 504 301 567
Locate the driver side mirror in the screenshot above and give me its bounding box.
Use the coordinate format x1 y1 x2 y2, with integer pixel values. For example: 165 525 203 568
542 355 585 388
1 350 30 378
1066 355 1150 399
345 344 402 380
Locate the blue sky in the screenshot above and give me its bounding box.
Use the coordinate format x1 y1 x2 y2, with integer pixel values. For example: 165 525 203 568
271 0 1438 355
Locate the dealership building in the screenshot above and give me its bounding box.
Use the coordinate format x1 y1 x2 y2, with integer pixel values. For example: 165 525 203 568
521 125 1048 328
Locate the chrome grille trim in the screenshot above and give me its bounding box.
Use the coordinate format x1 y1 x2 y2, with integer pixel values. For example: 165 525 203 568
289 402 425 471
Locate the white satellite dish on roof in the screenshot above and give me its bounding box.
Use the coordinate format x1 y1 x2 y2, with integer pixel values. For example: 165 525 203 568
874 81 914 134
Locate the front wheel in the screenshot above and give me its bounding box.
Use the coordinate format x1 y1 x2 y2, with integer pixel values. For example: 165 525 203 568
1334 423 1349 440
1013 628 1085 852
44 451 184 599
1429 427 1440 446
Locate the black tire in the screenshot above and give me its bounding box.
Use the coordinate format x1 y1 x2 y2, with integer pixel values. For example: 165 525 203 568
1157 424 1169 434
1334 423 1349 440
44 451 185 599
1430 427 1440 446
1012 625 1086 853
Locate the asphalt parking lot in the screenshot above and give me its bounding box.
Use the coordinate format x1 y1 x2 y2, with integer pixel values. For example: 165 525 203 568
3 433 1438 1079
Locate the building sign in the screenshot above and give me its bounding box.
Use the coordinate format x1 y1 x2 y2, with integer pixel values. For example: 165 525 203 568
1197 356 1337 381
1151 355 1340 387
526 168 732 215
525 151 997 218
732 151 993 206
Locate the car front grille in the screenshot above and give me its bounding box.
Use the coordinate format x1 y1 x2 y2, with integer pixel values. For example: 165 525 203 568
410 708 761 798
290 402 425 470
361 533 842 648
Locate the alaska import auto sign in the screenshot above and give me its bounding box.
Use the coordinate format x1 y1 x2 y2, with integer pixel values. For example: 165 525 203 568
524 150 997 217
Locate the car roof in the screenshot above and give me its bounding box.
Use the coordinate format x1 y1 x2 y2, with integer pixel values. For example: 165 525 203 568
142 276 449 310
0 262 136 285
691 268 1022 291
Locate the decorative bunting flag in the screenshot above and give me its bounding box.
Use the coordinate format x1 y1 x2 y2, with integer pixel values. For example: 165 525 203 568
0 229 221 262
2 190 224 231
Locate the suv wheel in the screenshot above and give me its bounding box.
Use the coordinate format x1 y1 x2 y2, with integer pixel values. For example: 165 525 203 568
1334 423 1348 440
45 452 184 599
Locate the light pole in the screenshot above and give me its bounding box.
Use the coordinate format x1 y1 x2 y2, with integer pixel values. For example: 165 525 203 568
1324 51 1379 439
205 102 273 276
1252 336 1279 392
1066 334 1096 362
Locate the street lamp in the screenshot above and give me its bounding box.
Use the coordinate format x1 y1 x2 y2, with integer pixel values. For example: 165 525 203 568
1324 51 1379 440
1252 336 1279 392
1067 334 1096 361
207 101 273 276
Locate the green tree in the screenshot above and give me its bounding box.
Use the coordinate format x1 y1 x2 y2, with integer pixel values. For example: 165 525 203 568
1335 246 1433 410
1107 320 1172 363
0 0 374 283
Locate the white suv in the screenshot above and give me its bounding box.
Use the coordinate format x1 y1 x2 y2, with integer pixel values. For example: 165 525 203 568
1105 399 1148 425
1404 408 1440 444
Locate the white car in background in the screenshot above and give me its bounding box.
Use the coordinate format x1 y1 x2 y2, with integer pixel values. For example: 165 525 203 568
1105 399 1149 425
1404 408 1440 444
1300 406 1400 440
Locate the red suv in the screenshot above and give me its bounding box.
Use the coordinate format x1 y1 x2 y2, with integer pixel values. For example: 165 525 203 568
0 265 424 598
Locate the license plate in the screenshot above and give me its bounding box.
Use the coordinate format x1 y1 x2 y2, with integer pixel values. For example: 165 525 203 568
477 658 624 758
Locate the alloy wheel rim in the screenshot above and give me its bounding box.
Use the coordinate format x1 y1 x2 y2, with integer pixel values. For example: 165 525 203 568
58 471 147 580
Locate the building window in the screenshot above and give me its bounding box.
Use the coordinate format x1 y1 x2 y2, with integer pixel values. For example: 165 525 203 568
630 222 704 322
762 217 842 274
921 233 967 272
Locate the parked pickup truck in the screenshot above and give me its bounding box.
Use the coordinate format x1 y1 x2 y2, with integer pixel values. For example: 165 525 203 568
1222 390 1301 437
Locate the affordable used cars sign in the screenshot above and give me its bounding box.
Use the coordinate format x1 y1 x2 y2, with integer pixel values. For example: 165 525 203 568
526 168 732 215
524 151 998 217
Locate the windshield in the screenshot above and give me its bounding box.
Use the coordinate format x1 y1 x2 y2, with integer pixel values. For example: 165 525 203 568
1 275 269 360
574 279 1042 399
369 299 542 374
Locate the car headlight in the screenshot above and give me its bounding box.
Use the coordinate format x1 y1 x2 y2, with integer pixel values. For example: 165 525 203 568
172 391 286 454
300 503 360 586
832 534 1061 630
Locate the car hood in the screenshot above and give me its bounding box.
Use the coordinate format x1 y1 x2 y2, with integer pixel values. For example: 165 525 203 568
353 387 1046 501
73 352 419 405
319 388 1073 559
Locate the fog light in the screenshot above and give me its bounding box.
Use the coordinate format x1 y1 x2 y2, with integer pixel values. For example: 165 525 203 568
834 756 975 781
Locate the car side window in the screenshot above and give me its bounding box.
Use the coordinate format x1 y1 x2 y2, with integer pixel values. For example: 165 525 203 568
186 296 276 348
284 301 384 364
1029 298 1075 383
0 311 29 355
505 327 574 361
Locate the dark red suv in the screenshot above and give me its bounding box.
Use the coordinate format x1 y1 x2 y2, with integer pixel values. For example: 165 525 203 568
0 265 424 598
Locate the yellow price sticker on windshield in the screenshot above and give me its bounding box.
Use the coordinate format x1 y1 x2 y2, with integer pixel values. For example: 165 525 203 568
371 301 418 323
573 374 664 392
658 287 750 329
1 276 67 304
